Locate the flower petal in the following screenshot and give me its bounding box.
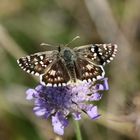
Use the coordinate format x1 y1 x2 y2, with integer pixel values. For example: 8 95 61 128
26 89 36 100
86 105 100 120
33 107 46 116
94 78 109 91
103 78 109 90
25 77 108 135
95 84 105 91
57 112 68 127
72 112 81 120
52 114 65 135
35 84 44 92
89 93 102 101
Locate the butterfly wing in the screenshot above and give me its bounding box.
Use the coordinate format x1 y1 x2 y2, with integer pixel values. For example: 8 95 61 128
40 58 70 86
74 44 117 66
74 57 105 82
17 51 58 76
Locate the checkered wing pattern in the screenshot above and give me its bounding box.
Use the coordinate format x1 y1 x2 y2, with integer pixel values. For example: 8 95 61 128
74 44 117 66
17 51 58 76
40 58 70 87
74 57 105 82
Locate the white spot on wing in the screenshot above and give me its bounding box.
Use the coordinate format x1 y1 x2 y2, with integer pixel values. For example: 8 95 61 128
35 62 38 65
107 60 110 63
47 83 52 86
85 72 89 76
53 84 57 87
40 61 44 65
91 47 94 52
114 44 118 49
62 83 66 86
50 70 56 76
83 80 87 83
40 56 44 60
58 83 62 86
98 48 102 52
17 60 19 63
31 71 35 74
93 53 97 57
27 70 30 73
92 78 96 81
86 64 92 70
97 75 102 79
35 72 40 76
58 76 61 81
88 79 92 82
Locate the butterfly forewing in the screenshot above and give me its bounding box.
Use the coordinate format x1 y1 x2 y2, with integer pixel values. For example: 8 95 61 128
17 51 58 76
94 44 117 65
74 43 117 66
40 59 70 86
74 58 105 82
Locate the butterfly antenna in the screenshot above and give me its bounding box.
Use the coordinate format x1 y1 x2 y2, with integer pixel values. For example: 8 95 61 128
40 43 55 48
58 45 61 52
65 36 80 47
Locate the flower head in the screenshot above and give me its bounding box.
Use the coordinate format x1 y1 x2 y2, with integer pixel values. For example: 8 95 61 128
26 78 109 135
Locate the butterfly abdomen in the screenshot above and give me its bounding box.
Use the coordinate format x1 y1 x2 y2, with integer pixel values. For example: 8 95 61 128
66 63 77 82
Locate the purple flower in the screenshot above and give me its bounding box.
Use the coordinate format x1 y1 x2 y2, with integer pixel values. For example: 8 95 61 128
26 78 109 135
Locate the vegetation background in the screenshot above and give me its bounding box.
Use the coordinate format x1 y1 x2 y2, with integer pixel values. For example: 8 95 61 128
0 0 140 140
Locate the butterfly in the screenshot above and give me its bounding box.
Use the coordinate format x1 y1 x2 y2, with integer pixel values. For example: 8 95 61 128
17 42 117 86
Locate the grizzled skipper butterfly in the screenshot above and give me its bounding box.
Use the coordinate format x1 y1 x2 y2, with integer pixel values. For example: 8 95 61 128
17 36 117 86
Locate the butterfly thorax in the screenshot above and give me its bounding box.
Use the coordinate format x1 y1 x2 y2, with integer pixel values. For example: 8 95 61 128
61 48 76 62
60 48 77 82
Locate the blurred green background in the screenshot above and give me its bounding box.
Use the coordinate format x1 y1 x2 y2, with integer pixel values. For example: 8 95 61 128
0 0 140 140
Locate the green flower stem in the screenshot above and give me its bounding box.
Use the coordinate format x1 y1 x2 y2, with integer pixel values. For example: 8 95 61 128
74 121 82 140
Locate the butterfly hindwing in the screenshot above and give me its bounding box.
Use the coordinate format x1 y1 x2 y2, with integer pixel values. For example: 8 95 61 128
17 51 57 76
74 57 105 82
74 44 117 66
40 59 70 86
